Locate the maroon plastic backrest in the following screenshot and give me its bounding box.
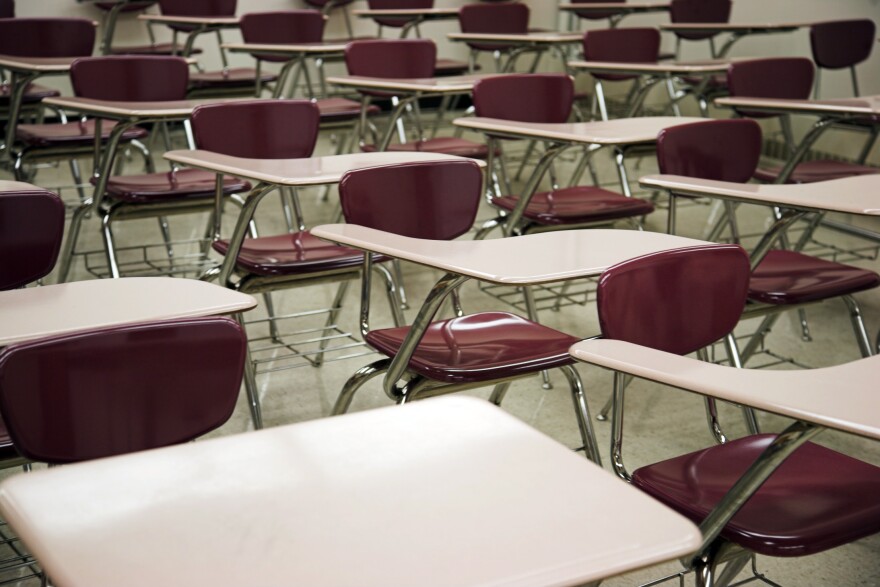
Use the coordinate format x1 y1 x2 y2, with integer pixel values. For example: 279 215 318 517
339 160 482 240
0 0 13 18
345 39 437 78
727 58 815 118
473 74 573 123
570 0 625 21
583 28 661 81
368 0 433 28
657 119 762 183
70 56 189 102
0 18 95 58
158 0 236 17
597 244 751 356
191 100 320 159
240 11 325 44
459 3 529 51
0 189 65 290
0 317 246 464
810 20 876 70
670 0 732 40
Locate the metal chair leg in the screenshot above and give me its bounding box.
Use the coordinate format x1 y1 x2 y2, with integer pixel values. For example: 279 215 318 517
158 216 174 266
843 295 874 357
522 285 552 389
488 381 511 406
332 358 392 415
235 312 263 429
561 364 602 464
68 158 87 203
314 280 352 367
101 210 122 279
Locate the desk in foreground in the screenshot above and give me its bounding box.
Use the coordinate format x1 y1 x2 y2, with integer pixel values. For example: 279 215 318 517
0 278 256 347
0 397 701 587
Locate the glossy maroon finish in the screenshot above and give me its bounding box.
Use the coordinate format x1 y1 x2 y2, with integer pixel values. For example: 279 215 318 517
810 20 875 70
339 160 482 240
727 57 815 118
316 97 380 123
71 56 189 102
750 250 880 305
100 169 250 203
0 18 95 58
458 3 529 51
346 39 437 79
633 434 880 557
0 0 13 18
669 0 731 40
368 0 433 28
15 119 148 148
360 137 491 159
583 28 661 81
434 58 470 76
752 160 879 184
366 312 580 384
491 186 654 226
192 100 320 159
473 74 573 123
597 245 750 356
0 188 64 290
569 0 625 22
0 317 247 464
240 11 325 63
657 119 762 183
0 84 60 107
189 67 278 89
212 232 375 276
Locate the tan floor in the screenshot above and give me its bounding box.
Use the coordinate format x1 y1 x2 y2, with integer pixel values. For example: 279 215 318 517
3 119 880 586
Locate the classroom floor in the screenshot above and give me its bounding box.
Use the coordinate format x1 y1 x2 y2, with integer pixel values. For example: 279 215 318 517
3 116 879 586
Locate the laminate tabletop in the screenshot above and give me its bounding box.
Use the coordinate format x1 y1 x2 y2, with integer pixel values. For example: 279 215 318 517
0 396 702 587
0 278 256 347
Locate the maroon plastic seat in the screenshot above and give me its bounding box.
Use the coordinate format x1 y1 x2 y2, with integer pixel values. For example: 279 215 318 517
345 39 489 158
473 74 654 233
727 58 879 184
0 83 60 106
15 119 148 148
593 245 880 581
656 118 880 356
331 159 601 463
365 312 580 384
0 187 65 291
211 231 374 277
97 168 249 204
0 317 246 464
632 434 880 557
810 19 875 97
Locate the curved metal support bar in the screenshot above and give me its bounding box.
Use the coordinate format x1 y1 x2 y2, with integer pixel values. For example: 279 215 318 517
685 420 823 568
217 182 277 287
748 209 807 270
610 371 631 481
560 364 602 465
378 94 419 151
332 358 393 415
503 142 571 236
773 117 835 184
382 272 469 397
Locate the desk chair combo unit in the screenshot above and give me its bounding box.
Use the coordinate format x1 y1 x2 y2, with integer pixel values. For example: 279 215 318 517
647 119 880 366
85 0 199 57
138 0 277 98
52 55 249 282
184 100 411 429
570 244 880 587
0 18 153 206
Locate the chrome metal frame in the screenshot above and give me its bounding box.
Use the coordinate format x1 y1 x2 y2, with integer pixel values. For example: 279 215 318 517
332 258 603 464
